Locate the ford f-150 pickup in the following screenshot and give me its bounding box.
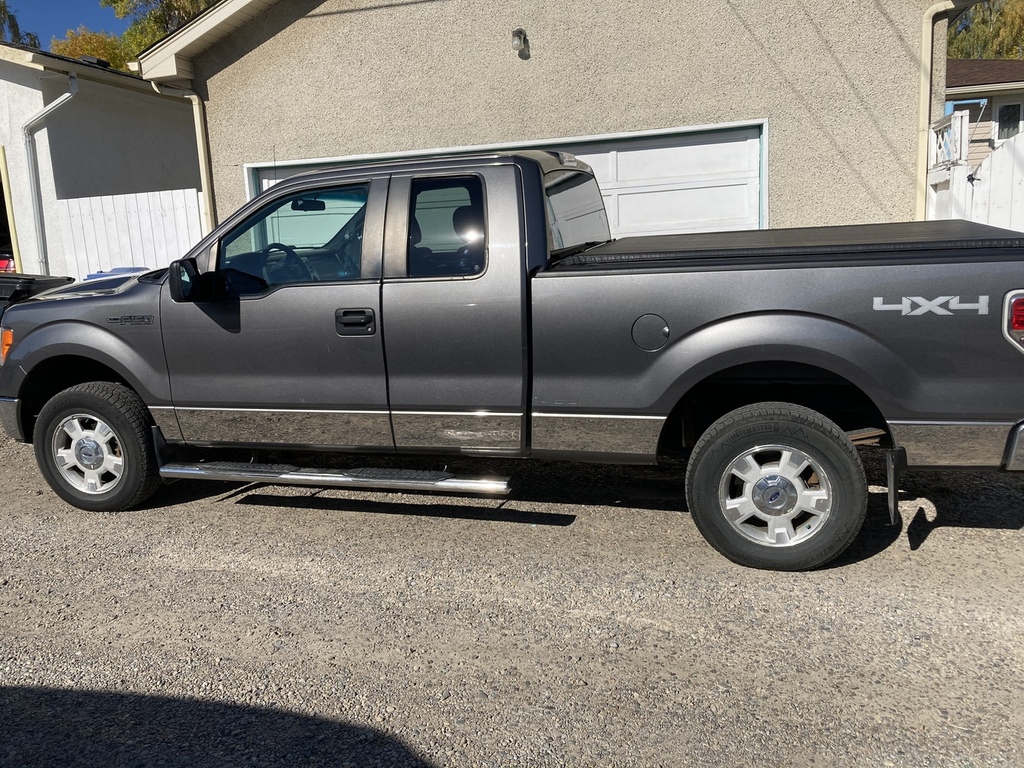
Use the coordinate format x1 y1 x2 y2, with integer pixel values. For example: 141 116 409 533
3 150 1024 570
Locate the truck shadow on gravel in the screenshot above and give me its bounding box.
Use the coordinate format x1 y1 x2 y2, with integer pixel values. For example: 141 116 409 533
146 451 1023 564
0 686 434 768
898 470 1024 551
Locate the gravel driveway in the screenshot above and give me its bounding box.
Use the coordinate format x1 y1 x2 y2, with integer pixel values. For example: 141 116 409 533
1 435 1022 767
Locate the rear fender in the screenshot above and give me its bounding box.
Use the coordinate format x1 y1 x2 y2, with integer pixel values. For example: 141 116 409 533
649 312 916 416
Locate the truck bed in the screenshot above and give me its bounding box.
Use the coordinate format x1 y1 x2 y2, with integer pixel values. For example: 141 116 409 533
552 220 1024 271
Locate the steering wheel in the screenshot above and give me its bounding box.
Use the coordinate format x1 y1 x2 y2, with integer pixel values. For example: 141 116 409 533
262 242 314 283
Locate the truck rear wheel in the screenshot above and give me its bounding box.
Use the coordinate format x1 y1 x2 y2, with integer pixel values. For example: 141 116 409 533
685 402 867 570
34 382 161 511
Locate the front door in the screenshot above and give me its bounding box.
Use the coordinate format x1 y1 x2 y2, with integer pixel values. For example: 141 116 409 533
160 177 394 451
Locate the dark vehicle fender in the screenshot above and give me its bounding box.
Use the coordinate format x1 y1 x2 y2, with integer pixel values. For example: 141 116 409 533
647 312 916 421
2 321 170 435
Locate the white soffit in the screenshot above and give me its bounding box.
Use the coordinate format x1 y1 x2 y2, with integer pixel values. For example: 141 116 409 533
136 0 279 85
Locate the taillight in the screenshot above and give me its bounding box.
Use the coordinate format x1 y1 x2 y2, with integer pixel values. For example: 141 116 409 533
1003 291 1024 354
0 328 12 364
0 257 15 274
1013 299 1024 331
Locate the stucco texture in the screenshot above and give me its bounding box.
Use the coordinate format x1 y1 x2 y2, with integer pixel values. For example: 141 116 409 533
194 0 945 227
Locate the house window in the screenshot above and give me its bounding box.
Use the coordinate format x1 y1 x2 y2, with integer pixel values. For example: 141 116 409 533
996 101 1023 142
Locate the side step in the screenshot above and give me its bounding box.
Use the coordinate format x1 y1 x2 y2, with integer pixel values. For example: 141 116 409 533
159 461 511 495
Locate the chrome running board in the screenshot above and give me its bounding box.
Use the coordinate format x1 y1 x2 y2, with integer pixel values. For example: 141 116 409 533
159 461 511 495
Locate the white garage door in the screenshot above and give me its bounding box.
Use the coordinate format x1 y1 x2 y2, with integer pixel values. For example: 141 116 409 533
562 127 763 237
249 125 764 237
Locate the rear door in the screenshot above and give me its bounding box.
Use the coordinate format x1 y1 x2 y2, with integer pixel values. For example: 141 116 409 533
380 164 528 454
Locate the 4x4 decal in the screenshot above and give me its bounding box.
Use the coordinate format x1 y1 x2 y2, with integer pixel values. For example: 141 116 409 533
872 296 989 316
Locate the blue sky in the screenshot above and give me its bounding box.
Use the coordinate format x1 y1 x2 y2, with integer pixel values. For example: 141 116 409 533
12 1 131 49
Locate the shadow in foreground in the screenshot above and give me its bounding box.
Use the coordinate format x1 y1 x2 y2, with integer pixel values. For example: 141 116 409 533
0 687 434 768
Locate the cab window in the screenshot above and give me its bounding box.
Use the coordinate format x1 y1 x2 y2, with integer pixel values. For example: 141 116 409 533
407 177 485 277
220 184 369 290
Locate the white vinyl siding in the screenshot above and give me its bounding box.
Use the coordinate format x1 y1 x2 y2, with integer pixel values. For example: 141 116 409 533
56 189 204 280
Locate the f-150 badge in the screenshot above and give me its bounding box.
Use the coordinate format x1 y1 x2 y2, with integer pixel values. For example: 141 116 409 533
872 296 989 316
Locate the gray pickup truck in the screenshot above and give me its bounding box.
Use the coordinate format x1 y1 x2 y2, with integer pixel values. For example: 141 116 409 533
2 151 1023 570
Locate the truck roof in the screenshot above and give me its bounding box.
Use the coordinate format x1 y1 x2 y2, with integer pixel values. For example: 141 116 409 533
279 150 591 189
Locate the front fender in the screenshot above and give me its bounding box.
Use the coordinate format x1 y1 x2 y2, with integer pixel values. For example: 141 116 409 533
0 319 171 405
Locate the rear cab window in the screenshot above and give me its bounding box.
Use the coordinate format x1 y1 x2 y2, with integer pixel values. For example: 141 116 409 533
407 177 485 277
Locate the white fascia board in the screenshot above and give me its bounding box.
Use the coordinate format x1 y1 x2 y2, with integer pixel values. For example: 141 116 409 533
0 47 171 97
138 0 278 84
946 82 1024 97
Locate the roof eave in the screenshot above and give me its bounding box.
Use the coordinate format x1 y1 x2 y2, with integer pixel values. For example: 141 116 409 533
136 0 279 85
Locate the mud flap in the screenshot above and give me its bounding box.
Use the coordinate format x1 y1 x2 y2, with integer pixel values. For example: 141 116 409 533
885 447 907 525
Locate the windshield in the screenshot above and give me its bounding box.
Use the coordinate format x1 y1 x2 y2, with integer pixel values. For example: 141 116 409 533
544 169 610 254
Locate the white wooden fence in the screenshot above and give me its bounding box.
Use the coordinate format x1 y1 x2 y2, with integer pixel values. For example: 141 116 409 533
968 133 1024 232
56 188 204 281
927 114 1024 233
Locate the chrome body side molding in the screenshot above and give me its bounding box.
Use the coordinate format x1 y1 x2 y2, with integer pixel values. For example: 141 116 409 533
531 412 665 459
148 406 183 443
391 411 523 452
888 420 1015 468
172 407 394 448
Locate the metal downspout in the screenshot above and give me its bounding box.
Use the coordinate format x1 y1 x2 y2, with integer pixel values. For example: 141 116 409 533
915 0 982 220
22 73 79 276
150 83 216 236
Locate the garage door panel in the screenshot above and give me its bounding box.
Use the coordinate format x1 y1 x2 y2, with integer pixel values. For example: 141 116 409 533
613 184 757 234
609 138 760 182
564 127 763 237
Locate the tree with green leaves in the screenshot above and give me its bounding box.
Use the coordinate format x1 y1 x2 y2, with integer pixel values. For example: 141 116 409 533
949 0 1024 59
101 0 215 54
0 0 40 48
48 0 215 72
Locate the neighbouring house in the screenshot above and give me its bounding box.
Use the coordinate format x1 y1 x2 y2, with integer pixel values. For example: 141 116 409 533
134 0 976 237
0 43 207 278
945 58 1024 171
926 58 1024 231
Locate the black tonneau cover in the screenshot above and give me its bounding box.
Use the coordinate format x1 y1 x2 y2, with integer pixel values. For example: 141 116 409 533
556 220 1024 269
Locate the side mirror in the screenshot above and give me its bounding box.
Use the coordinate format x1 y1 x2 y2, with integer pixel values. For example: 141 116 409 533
168 257 201 302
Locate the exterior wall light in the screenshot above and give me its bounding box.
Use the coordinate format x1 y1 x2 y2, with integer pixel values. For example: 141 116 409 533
512 28 530 60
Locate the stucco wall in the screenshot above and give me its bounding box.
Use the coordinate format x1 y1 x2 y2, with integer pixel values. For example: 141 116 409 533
42 78 201 201
194 0 946 227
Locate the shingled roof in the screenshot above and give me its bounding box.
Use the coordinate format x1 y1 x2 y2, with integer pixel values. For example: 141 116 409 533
947 58 1024 88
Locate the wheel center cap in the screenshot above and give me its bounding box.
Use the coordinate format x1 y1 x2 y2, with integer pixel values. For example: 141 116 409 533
75 438 105 470
752 475 799 516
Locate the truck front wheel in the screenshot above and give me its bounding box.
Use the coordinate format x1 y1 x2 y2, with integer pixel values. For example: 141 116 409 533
34 382 161 511
685 402 867 570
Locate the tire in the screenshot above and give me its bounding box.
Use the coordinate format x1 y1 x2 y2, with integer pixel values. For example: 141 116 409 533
685 402 867 571
33 382 161 511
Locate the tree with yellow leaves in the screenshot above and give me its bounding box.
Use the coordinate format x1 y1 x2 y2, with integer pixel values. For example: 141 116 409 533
949 0 1024 59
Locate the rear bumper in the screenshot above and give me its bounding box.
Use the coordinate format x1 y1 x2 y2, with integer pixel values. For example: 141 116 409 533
0 396 23 441
888 420 1024 470
1004 423 1024 471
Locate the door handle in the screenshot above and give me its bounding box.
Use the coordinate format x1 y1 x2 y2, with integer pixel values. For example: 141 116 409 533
335 308 376 336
